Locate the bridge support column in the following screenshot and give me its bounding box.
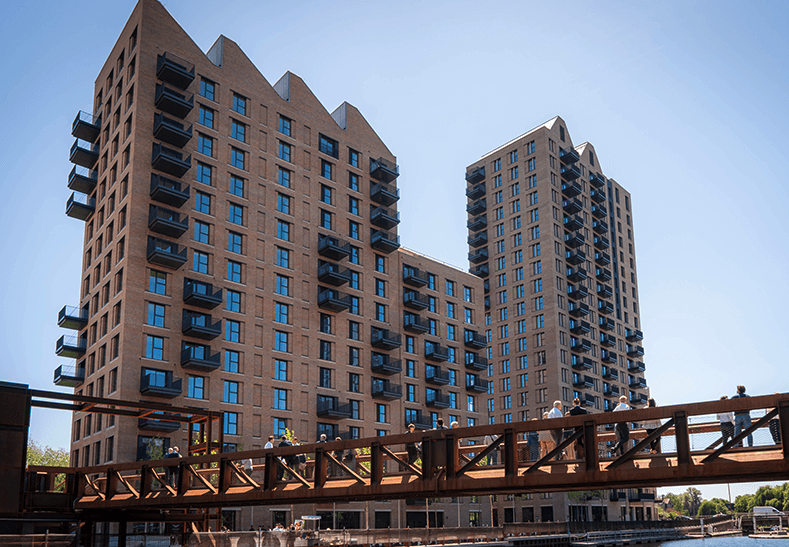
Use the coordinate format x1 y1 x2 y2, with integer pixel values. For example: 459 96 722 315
314 448 327 488
583 421 598 471
118 520 127 547
779 399 789 458
674 411 692 466
503 429 517 477
371 442 383 484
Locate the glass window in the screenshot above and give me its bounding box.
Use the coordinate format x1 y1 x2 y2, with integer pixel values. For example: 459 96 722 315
318 134 338 158
349 149 359 167
196 162 212 186
278 141 291 162
349 373 360 393
145 335 163 360
232 93 247 116
274 331 289 352
277 167 291 188
149 270 166 294
376 403 387 423
229 175 244 197
349 246 360 264
320 209 333 230
227 260 242 282
193 251 209 274
146 302 165 327
278 115 291 136
198 105 214 128
200 78 215 101
230 147 245 170
195 191 211 214
275 274 290 296
375 255 386 273
198 134 213 156
223 412 238 435
274 359 288 381
321 160 333 180
226 290 241 313
274 388 288 410
225 350 240 372
226 319 240 342
349 220 359 240
229 203 244 225
277 193 291 215
349 172 359 191
224 381 239 403
188 376 204 399
228 231 243 254
275 302 289 324
276 247 290 268
277 219 291 241
231 119 246 142
349 320 360 340
375 278 386 297
349 197 359 215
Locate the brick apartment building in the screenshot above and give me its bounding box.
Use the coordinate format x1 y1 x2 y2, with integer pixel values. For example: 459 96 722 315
55 0 490 529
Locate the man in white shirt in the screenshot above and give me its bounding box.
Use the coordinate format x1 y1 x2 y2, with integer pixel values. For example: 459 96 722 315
612 396 631 456
264 435 274 449
717 395 735 445
548 401 564 458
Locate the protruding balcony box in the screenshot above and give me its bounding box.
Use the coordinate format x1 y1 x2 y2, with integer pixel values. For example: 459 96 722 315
597 283 613 298
153 112 193 148
569 319 591 335
466 376 489 393
68 165 97 194
628 359 646 373
626 328 644 342
464 352 488 371
589 173 606 188
72 110 101 143
317 288 351 312
58 305 89 330
184 279 222 309
404 313 429 334
561 180 582 197
568 284 589 300
559 147 580 165
627 345 645 358
590 188 607 203
563 215 584 231
371 328 401 350
181 344 221 372
370 157 399 183
591 204 607 219
425 368 450 385
465 166 485 184
370 181 400 206
318 261 350 286
629 376 647 389
56 335 86 358
372 379 402 400
567 267 588 283
69 139 99 169
155 83 194 119
405 411 432 430
149 205 189 238
317 398 353 419
598 300 614 315
402 266 429 287
152 143 191 178
630 392 649 405
594 235 610 250
318 235 351 260
596 267 612 281
467 214 487 232
53 364 85 387
582 393 596 407
140 370 182 398
562 198 582 214
594 251 611 266
466 182 485 200
564 232 585 249
464 330 487 349
599 317 616 331
565 249 586 266
467 230 488 248
571 338 592 353
425 341 449 362
468 247 489 264
139 414 181 432
426 391 451 408
370 229 400 254
150 174 190 208
572 374 594 388
601 350 618 364
561 164 581 182
147 236 187 269
603 384 620 397
600 333 616 347
371 353 401 375
156 52 195 90
593 219 609 234
66 192 95 221
569 302 590 317
370 205 400 229
182 311 221 340
403 290 429 310
571 355 593 371
471 263 489 278
602 366 619 380
466 198 487 216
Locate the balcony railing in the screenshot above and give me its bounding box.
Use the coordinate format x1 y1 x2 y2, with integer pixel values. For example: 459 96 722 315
571 356 593 371
467 230 488 248
139 415 181 432
318 235 350 260
629 376 647 389
569 302 590 317
370 205 400 229
405 412 432 430
181 345 221 372
140 372 182 398
562 198 582 215
154 83 194 119
470 263 489 278
601 350 618 364
603 384 620 397
371 328 401 350
564 232 585 249
152 143 191 178
67 165 97 194
568 284 589 300
594 235 610 250
371 380 402 400
626 329 644 342
592 204 607 219
567 267 588 282
572 374 594 389
403 314 430 334
597 283 613 298
370 157 399 183
464 330 487 349
370 181 400 205
593 219 609 234
150 174 190 208
466 376 489 393
466 181 485 200
466 198 487 216
464 352 488 371
467 215 487 232
569 320 591 335
316 399 353 419
57 305 89 330
403 290 429 311
599 317 616 331
147 236 187 269
559 148 580 165
425 368 450 385
402 266 429 287
69 139 99 169
590 188 607 204
571 339 592 353
55 335 86 358
317 288 351 312
468 247 489 264
627 345 645 357
156 52 195 90
153 112 193 148
628 360 646 373
561 164 581 182
589 173 606 188
370 229 400 254
425 342 449 362
465 166 485 184
598 300 614 315
371 353 401 375
182 312 222 340
596 267 612 281
71 110 101 143
317 261 351 286
65 192 95 221
184 279 223 309
149 205 189 238
602 366 619 380
600 334 617 347
426 391 451 408
594 251 611 266
565 250 586 266
563 215 584 231
53 364 85 387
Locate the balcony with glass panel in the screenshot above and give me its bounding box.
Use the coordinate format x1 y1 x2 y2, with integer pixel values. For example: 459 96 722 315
598 300 614 315
572 374 594 389
465 166 485 184
593 219 609 234
182 311 221 340
561 181 582 197
594 251 611 266
403 290 429 311
153 112 193 148
370 205 400 229
571 355 593 371
151 143 191 178
371 379 402 400
559 147 580 165
55 335 86 358
403 313 429 334
569 319 591 335
426 391 451 408
468 247 489 264
563 215 584 231
183 279 223 309
181 343 221 372
370 229 400 254
590 188 607 204
599 317 616 331
371 353 401 375
156 52 195 90
318 261 350 286
370 157 399 183
569 302 590 317
317 288 351 312
600 333 617 347
402 266 429 287
589 173 606 188
53 363 85 387
149 205 188 238
602 366 619 380
140 370 182 398
562 198 582 215
627 345 645 358
147 236 187 269
371 328 401 350
71 110 101 143
318 235 350 260
150 174 190 208
65 192 95 221
564 232 585 249
571 338 592 353
601 350 618 364
464 352 488 371
567 267 588 283
425 367 450 385
58 305 89 330
68 165 97 194
69 139 99 169
464 330 487 350
466 198 487 216
425 342 449 362
592 204 607 219
370 181 400 205
316 397 352 419
626 328 644 342
467 230 488 248
466 376 489 393
568 284 589 301
596 267 612 281
155 83 194 119
628 359 646 373
139 413 181 432
561 164 581 181
471 263 489 278
467 214 487 232
565 249 586 266
597 283 613 298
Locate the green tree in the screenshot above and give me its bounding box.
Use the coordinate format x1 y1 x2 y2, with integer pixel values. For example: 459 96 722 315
698 498 729 516
684 487 703 516
734 494 755 513
27 440 69 467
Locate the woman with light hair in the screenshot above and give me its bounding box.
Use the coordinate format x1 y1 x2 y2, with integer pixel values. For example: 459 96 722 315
539 412 555 458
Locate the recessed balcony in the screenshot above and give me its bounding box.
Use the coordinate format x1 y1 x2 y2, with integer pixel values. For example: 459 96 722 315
569 302 590 317
602 366 619 380
182 311 221 340
147 236 187 269
317 398 353 419
601 350 618 364
152 143 191 178
370 205 400 229
464 330 487 349
466 181 485 200
568 284 589 300
569 319 591 335
405 412 432 430
600 334 616 347
597 284 613 298
464 352 488 371
404 313 430 333
150 174 190 208
565 249 586 266
466 376 489 393
627 345 645 357
65 192 95 221
571 355 593 371
468 247 489 264
71 111 101 143
593 219 609 234
628 360 646 373
562 198 582 214
629 392 649 405
596 267 612 281
561 164 582 182
403 290 429 310
370 181 400 205
318 261 350 286
594 251 611 266
154 83 194 119
572 374 594 389
629 376 647 389
603 384 620 397
371 328 401 350
53 364 85 387
140 371 182 399
371 353 401 375
181 344 221 372
425 367 450 385
561 181 582 197
318 235 351 260
597 300 614 315
563 215 584 231
139 415 181 432
559 147 580 165
467 214 487 232
68 165 97 194
69 139 99 169
465 166 485 184
425 342 449 362
370 229 400 254
594 235 610 250
567 267 588 283
317 288 351 312
467 230 488 248
471 263 489 278
592 204 607 219
372 380 402 400
599 317 616 331
55 335 86 358
58 305 89 330
153 112 193 148
370 157 399 183
466 198 487 216
149 205 189 238
626 328 644 342
571 338 592 353
564 232 585 249
156 52 195 90
426 391 451 408
590 188 607 204
402 266 429 287
589 173 606 188
184 279 222 309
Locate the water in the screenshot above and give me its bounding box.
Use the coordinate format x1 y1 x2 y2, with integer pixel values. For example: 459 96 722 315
656 538 789 546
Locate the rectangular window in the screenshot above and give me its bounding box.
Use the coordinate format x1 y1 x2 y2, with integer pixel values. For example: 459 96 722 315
278 115 291 136
195 191 211 214
198 106 214 128
274 331 289 352
200 78 215 101
321 160 333 180
277 166 291 188
198 134 214 157
193 251 209 274
276 247 290 268
226 290 241 312
188 376 204 399
277 193 291 214
275 274 290 296
145 335 163 360
349 172 359 191
228 231 243 254
277 219 291 241
274 359 288 381
146 302 165 327
229 203 244 225
231 119 247 143
319 134 339 158
225 349 240 373
274 388 288 410
224 380 239 403
229 175 245 197
275 302 290 324
149 270 166 294
227 260 242 282
225 319 240 342
224 412 238 435
278 141 292 162
230 147 246 170
232 93 247 116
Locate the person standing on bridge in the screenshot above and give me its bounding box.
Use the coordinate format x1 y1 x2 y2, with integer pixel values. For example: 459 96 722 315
717 396 735 445
612 395 631 457
569 397 589 459
539 412 554 458
731 385 753 447
548 400 564 459
642 398 662 454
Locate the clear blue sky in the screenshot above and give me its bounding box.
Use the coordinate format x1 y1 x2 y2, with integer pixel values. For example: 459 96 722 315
1 0 787 502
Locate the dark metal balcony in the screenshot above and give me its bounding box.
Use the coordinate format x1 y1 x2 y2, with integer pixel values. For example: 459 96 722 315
571 356 593 371
594 251 611 266
599 317 616 331
68 165 97 194
426 391 451 408
404 313 429 333
370 157 399 183
571 338 592 353
371 328 401 350
590 188 607 204
184 279 223 309
318 235 351 260
596 267 612 281
139 416 181 432
147 236 187 269
598 300 614 315
568 284 589 300
562 198 582 214
402 266 429 287
182 311 221 340
152 143 191 178
71 110 101 143
316 398 353 419
561 164 581 182
591 204 607 219
464 330 487 349
628 360 646 373
155 83 194 119
403 290 429 311
425 342 449 362
589 173 606 188
140 372 182 398
600 334 616 347
602 366 619 380
157 52 195 90
572 374 594 389
370 205 400 229
372 380 402 400
467 198 487 216
467 230 488 248
466 376 489 393
629 392 649 405
467 214 487 232
564 232 585 249
318 261 350 286
53 364 85 387
565 249 586 266
371 353 401 375
626 329 644 342
55 335 86 358
603 384 620 397
370 229 400 254
563 215 584 231
601 350 618 364
465 166 485 184
569 302 590 317
425 368 450 385
65 192 95 221
627 345 645 357
405 412 433 430
153 112 193 148
594 235 610 250
464 352 488 371
58 305 89 330
568 267 588 283
466 182 485 200
597 284 613 298
181 344 221 372
468 247 489 264
370 181 400 205
69 139 99 169
629 376 647 389
593 220 609 234
150 174 190 208
149 205 189 238
570 320 591 335
317 288 351 312
559 148 580 165
561 182 582 198
471 263 489 278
